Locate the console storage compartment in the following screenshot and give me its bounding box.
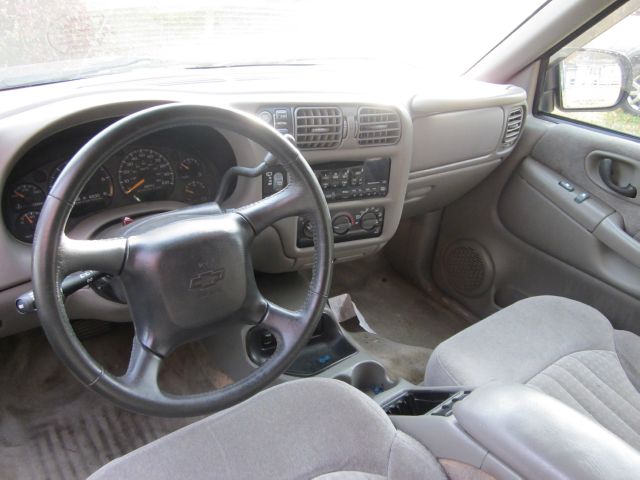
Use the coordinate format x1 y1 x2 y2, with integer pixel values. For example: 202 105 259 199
384 389 470 416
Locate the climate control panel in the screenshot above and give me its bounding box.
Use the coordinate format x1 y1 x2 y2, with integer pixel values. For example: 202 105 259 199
297 207 385 247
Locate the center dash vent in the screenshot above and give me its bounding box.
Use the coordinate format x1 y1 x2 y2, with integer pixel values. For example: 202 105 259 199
357 107 401 146
502 107 524 146
294 107 343 149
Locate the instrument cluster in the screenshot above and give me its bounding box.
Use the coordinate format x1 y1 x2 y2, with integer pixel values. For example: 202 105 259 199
3 121 236 243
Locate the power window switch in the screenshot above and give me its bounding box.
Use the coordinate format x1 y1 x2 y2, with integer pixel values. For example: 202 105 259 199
559 180 575 192
574 192 590 204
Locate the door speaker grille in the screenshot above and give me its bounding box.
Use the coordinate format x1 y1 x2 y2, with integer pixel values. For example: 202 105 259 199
442 240 493 297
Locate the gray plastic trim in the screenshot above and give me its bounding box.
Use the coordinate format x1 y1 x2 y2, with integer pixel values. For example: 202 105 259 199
411 81 526 115
594 214 640 269
454 383 640 480
517 157 614 232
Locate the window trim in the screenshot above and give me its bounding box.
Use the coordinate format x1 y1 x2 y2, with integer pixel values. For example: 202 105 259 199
532 0 639 141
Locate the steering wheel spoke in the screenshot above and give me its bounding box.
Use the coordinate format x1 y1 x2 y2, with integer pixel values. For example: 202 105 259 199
260 301 307 352
236 185 311 235
119 336 165 398
59 235 127 276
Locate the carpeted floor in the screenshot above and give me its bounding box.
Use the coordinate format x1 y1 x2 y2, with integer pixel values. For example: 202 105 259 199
331 254 471 349
330 253 471 383
0 324 231 480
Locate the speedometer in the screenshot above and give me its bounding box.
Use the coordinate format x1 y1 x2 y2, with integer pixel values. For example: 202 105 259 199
118 148 175 201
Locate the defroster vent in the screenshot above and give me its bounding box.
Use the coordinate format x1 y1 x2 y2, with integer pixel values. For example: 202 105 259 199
357 107 401 146
294 107 343 149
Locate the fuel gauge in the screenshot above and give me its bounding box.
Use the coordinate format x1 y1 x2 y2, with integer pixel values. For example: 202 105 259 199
15 211 40 243
183 180 209 204
178 157 203 180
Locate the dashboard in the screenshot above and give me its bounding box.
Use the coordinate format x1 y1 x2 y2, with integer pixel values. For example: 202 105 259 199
2 121 235 243
0 66 526 339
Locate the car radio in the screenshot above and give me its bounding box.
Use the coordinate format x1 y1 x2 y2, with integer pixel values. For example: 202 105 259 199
262 157 390 202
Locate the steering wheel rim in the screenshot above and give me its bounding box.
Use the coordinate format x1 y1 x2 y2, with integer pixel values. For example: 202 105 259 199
32 103 333 417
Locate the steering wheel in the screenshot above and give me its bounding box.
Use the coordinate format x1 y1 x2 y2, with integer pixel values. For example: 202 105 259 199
32 104 333 417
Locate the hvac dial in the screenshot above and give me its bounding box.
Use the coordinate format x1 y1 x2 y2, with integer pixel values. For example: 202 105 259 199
118 148 175 201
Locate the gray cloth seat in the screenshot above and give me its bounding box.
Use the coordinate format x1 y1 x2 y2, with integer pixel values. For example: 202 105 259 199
425 295 640 450
90 377 447 480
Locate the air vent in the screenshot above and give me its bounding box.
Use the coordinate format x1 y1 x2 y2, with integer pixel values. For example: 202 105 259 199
357 107 401 146
502 107 524 146
294 107 343 149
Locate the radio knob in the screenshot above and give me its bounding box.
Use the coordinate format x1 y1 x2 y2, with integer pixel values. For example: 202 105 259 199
332 214 352 235
360 212 380 232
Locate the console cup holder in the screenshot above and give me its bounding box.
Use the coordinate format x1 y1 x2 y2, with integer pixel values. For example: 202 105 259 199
334 361 398 396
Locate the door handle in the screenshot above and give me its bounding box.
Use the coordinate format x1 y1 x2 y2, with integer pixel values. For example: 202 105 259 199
598 158 637 198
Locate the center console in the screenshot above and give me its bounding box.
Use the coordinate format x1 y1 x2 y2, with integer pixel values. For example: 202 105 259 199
263 157 390 247
262 157 391 202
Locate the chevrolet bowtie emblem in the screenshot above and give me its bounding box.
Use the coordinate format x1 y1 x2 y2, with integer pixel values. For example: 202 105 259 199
189 269 225 290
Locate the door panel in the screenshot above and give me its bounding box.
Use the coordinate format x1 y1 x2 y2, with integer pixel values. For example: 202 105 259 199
499 156 640 298
530 123 640 234
432 117 640 334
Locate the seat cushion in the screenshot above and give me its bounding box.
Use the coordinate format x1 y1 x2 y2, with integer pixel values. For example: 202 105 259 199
425 296 615 386
89 378 446 480
425 295 640 450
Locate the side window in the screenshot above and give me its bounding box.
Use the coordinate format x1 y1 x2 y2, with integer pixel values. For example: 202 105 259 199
538 1 640 138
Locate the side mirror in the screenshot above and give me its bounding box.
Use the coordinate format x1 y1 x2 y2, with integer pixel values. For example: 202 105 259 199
557 49 631 111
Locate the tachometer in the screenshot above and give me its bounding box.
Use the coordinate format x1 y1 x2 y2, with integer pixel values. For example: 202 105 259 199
118 148 175 201
9 184 45 212
50 164 114 214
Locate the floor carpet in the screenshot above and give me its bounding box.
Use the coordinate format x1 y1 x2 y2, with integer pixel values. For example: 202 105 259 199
0 325 230 480
330 254 471 383
331 254 471 349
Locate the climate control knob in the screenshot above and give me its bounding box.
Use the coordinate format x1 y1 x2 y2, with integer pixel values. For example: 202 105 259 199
332 214 352 235
359 211 380 232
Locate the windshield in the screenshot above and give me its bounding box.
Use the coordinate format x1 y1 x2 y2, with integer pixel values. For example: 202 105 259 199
2 0 547 90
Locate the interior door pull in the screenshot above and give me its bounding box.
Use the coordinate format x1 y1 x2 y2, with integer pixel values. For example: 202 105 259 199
598 158 637 198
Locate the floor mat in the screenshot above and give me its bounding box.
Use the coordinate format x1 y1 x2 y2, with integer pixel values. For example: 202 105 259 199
0 325 231 480
330 253 471 383
331 254 471 349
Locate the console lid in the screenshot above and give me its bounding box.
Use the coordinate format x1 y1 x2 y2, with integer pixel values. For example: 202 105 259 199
454 383 640 480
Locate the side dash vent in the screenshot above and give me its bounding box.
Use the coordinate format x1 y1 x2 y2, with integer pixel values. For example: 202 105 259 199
294 107 343 149
357 107 401 146
502 107 524 146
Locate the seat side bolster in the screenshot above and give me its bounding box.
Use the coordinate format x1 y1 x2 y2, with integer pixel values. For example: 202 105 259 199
614 329 640 392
